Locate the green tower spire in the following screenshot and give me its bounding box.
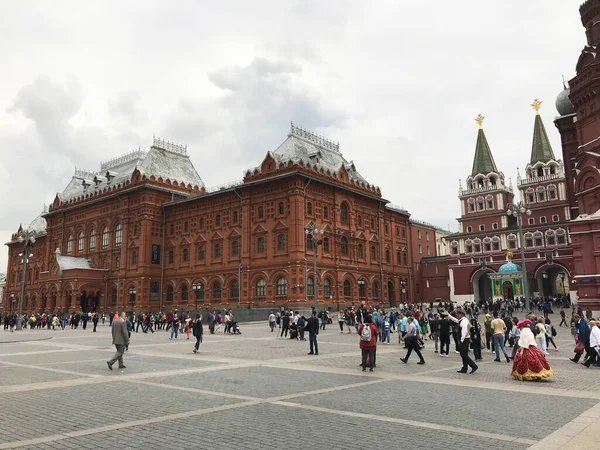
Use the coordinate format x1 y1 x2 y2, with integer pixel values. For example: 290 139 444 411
471 114 498 176
530 99 556 164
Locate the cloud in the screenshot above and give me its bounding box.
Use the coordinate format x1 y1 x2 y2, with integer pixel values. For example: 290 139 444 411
108 91 148 126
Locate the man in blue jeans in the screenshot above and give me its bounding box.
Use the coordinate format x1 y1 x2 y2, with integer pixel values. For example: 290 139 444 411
306 311 319 355
491 311 510 363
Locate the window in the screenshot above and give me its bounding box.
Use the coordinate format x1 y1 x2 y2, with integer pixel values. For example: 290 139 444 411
114 256 119 270
230 280 239 299
358 215 362 227
537 188 546 202
537 167 544 177
426 231 429 241
552 214 560 222
525 234 534 248
212 282 222 300
256 279 266 297
466 240 473 253
418 244 422 254
193 283 204 301
370 245 376 261
110 288 117 304
115 223 122 247
306 234 313 251
357 243 364 259
507 234 517 250
184 221 189 233
323 237 329 253
170 224 174 235
528 218 535 225
343 280 351 297
258 206 264 219
385 249 390 263
427 246 431 255
340 203 349 224
215 215 221 226
102 227 109 249
372 282 379 299
540 216 547 224
396 227 400 237
451 242 458 255
527 190 535 203
198 246 205 261
77 232 84 254
546 231 556 246
534 233 543 247
307 202 313 215
479 224 485 231
341 236 349 256
307 277 314 296
492 222 498 230
468 199 475 212
133 224 138 237
492 238 500 251
257 237 265 253
232 211 238 224
486 197 494 209
323 278 331 296
181 285 188 302
232 240 239 256
477 198 484 210
182 248 189 262
278 202 284 215
199 218 205 229
473 240 481 253
484 240 491 252
66 234 73 255
467 226 472 233
166 286 174 302
402 227 406 238
397 251 401 264
323 206 328 219
214 243 221 258
403 252 408 265
131 251 138 265
418 230 421 239
557 230 566 245
277 234 285 251
89 230 96 252
276 277 287 296
385 223 389 234
168 250 174 264
548 186 557 200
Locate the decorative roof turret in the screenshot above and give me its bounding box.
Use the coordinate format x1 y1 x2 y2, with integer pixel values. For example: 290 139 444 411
555 78 575 116
529 99 556 164
471 114 499 176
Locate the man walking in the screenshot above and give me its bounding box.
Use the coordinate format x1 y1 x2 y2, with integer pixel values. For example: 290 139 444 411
306 311 319 355
491 311 511 363
429 313 441 353
445 309 478 374
192 313 203 354
470 312 483 361
107 312 129 370
92 312 99 332
400 316 425 365
559 309 568 327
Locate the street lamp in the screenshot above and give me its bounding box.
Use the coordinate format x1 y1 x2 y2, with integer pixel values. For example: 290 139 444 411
16 231 36 330
192 283 202 313
358 279 365 301
400 279 407 304
506 202 532 311
305 224 324 311
128 287 136 313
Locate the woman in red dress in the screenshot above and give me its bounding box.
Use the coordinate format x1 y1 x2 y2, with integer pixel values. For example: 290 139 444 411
511 319 554 381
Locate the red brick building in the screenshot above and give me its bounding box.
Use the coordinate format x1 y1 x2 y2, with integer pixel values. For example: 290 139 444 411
3 126 413 315
554 0 600 310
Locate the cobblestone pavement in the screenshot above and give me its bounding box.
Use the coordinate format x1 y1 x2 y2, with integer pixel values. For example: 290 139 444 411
0 313 599 449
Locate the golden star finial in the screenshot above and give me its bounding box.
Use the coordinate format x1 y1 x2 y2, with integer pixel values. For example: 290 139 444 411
475 114 485 129
531 99 543 115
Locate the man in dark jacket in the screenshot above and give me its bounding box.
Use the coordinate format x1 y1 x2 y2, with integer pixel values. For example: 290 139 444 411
439 315 451 356
192 314 203 354
280 313 291 339
306 311 319 355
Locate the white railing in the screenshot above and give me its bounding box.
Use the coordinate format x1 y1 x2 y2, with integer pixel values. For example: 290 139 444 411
206 180 243 193
518 173 562 186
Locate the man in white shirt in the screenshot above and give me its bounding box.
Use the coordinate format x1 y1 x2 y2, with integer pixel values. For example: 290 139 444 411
445 309 478 374
268 312 276 332
584 320 600 368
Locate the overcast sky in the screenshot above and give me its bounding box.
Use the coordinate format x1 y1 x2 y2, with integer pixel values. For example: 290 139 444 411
0 0 586 273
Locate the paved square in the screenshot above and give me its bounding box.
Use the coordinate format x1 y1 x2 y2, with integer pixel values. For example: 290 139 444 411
0 315 598 449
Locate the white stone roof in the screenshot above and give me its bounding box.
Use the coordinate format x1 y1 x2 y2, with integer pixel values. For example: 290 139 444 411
58 138 205 202
249 124 376 190
56 254 93 271
24 207 48 236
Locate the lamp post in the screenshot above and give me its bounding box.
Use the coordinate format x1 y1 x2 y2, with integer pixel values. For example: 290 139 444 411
506 202 532 311
305 224 324 311
192 283 202 313
16 231 36 330
358 279 365 303
400 279 407 304
128 287 136 314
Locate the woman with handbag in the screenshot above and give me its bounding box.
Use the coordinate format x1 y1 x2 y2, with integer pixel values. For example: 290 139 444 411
511 319 554 381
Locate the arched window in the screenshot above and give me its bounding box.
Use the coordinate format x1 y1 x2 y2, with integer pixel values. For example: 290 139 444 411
486 195 494 209
323 237 330 253
397 251 401 264
385 249 390 263
181 285 189 301
556 229 567 245
547 185 557 200
537 167 544 177
526 188 535 204
278 202 284 215
170 224 174 235
257 237 265 253
166 286 174 302
66 234 73 255
465 239 473 253
77 232 84 254
372 281 379 299
168 250 174 264
110 287 117 304
115 223 122 247
534 231 544 247
473 238 481 253
198 246 205 261
476 197 484 211
199 218 205 229
358 215 362 227
403 252 408 265
215 214 221 226
323 206 328 219
230 280 239 299
524 233 534 248
182 248 189 262
89 230 96 252
214 243 221 258
307 202 313 215
131 251 138 265
232 211 238 223
183 221 189 233
483 237 492 252
133 224 138 236
537 186 546 202
492 237 500 251
212 281 222 300
343 280 351 297
550 165 556 175
340 203 349 224
370 218 375 228
307 276 314 296
232 240 239 256
256 279 266 297
323 278 331 296
468 198 475 212
507 234 517 250
370 245 376 261
277 234 286 251
276 277 287 296
545 230 556 246
258 206 264 219
306 234 313 251
357 243 364 259
341 236 349 256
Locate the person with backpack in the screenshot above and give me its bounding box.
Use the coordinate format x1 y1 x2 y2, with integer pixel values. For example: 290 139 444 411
359 315 378 371
192 313 203 354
